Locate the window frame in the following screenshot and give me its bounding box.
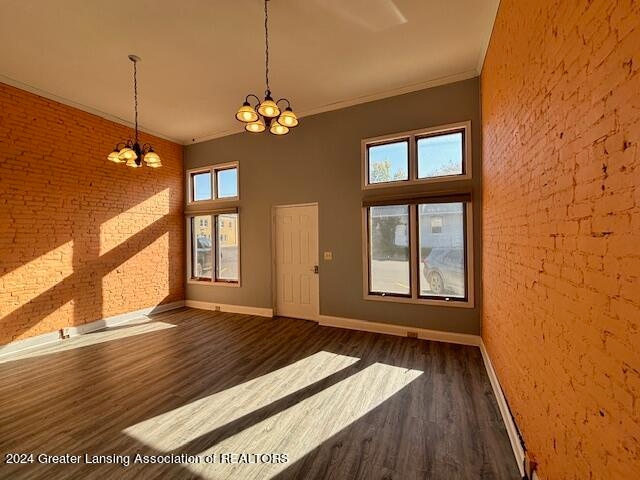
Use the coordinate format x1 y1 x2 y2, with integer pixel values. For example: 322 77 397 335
215 165 240 200
366 204 412 298
416 202 469 302
361 201 474 308
361 121 471 190
187 161 239 204
365 138 411 187
186 210 241 287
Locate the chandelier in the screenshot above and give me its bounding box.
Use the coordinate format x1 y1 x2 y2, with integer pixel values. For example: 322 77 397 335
107 55 161 168
235 0 298 135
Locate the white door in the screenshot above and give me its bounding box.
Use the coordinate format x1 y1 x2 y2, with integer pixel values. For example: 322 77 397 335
274 204 319 321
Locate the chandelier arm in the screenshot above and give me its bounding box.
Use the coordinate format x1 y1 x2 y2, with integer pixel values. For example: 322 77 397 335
245 94 261 106
141 143 153 153
264 0 270 94
275 98 291 109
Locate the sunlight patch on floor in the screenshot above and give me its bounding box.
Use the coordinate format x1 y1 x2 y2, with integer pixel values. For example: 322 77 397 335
126 361 422 479
189 362 421 479
0 320 176 364
123 350 361 451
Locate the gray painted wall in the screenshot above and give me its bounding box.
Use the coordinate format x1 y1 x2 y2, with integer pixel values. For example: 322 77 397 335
184 77 482 334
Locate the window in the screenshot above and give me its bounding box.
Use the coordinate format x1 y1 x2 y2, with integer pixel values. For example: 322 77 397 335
216 214 238 281
417 131 463 179
368 205 410 296
216 168 238 198
189 212 239 284
188 162 239 203
430 216 443 234
418 203 465 299
367 140 409 184
192 215 213 280
364 201 470 304
363 122 470 188
362 121 473 307
192 172 212 201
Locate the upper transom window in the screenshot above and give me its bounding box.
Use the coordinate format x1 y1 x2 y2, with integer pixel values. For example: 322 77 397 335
362 121 470 188
188 162 239 203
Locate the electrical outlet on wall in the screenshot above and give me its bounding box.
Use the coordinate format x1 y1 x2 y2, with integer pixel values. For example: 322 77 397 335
323 251 333 260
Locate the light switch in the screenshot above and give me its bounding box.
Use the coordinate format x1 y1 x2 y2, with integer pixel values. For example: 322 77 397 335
323 251 333 261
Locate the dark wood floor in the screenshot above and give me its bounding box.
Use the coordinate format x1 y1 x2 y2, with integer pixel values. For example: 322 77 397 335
0 308 520 480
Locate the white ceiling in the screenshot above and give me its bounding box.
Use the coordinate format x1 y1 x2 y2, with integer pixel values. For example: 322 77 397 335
0 0 499 144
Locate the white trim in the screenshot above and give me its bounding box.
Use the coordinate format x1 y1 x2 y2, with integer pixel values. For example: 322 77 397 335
188 70 479 144
184 300 273 318
318 315 480 346
0 301 185 358
0 331 62 357
480 339 526 477
476 0 501 75
316 315 524 475
62 301 185 338
0 75 184 144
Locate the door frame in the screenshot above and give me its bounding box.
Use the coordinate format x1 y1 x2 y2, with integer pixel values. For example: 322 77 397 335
271 202 320 321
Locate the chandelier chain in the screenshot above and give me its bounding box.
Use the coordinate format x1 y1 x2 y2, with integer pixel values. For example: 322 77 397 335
133 59 139 143
264 0 270 94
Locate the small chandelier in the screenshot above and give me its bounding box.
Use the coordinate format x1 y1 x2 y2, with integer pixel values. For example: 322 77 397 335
235 0 298 135
107 55 161 168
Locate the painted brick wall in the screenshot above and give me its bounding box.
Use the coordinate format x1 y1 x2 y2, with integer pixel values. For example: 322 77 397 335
481 1 639 478
0 82 185 345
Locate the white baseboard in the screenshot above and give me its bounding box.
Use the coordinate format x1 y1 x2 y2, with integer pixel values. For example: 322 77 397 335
317 315 481 346
62 300 185 337
480 340 526 477
316 314 524 476
0 330 62 357
0 301 185 358
2 300 525 476
184 300 273 318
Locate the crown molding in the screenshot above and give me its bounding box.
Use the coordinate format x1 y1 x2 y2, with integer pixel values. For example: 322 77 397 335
476 0 501 75
2 66 483 147
0 74 185 145
187 69 479 145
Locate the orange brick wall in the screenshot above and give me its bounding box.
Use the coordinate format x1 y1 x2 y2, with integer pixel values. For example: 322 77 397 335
481 1 639 478
0 82 185 345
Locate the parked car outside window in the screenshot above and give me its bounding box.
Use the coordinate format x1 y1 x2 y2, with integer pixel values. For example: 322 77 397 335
422 248 465 297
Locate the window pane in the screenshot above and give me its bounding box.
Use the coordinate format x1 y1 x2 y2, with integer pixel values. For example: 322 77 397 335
419 203 465 298
417 132 463 178
217 213 239 281
192 216 212 280
368 205 410 295
217 168 238 198
192 172 212 201
368 141 409 184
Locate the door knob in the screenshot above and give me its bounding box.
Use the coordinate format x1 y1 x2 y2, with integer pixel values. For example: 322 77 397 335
313 265 319 274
